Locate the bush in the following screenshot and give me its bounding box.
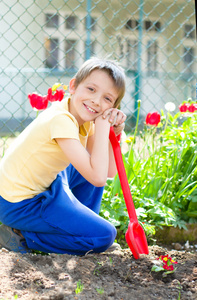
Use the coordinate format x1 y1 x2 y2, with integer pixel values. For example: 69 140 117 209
101 104 197 242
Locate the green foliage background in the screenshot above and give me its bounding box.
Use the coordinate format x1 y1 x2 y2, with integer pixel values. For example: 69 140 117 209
100 108 197 244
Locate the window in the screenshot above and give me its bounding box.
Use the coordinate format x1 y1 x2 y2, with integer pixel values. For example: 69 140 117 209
183 47 194 73
145 20 152 31
155 21 161 32
125 19 160 32
125 19 139 30
145 20 161 32
184 24 195 39
66 16 77 29
147 41 158 72
126 39 138 70
44 38 59 69
46 14 59 28
65 40 78 70
44 13 97 70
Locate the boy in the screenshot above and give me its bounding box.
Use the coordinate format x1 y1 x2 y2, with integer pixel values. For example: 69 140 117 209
0 57 126 255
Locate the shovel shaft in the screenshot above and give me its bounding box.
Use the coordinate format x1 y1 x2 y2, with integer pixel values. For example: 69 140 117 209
109 127 138 222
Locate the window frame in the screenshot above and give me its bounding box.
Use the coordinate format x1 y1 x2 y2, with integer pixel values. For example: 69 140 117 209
44 11 98 71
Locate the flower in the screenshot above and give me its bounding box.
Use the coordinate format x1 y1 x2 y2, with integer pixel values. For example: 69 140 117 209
179 100 197 113
146 112 161 126
54 89 65 101
47 86 66 102
163 264 174 271
165 102 176 112
125 136 134 143
28 93 48 110
28 83 67 110
188 103 195 113
151 254 178 277
179 103 189 112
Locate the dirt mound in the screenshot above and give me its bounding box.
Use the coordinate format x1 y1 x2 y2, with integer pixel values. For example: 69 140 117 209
0 245 196 300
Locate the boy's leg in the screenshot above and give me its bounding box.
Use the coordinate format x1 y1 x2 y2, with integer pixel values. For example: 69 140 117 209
0 174 116 255
60 164 104 214
0 224 30 253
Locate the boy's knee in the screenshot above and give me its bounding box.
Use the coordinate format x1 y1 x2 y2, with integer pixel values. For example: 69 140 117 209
109 224 117 243
93 223 117 253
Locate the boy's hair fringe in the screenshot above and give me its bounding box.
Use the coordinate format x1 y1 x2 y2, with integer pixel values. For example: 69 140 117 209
74 57 126 107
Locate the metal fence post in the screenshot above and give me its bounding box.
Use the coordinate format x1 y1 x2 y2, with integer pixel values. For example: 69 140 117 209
85 0 92 60
134 0 144 119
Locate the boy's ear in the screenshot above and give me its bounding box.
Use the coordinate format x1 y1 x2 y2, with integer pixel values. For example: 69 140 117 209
69 78 76 94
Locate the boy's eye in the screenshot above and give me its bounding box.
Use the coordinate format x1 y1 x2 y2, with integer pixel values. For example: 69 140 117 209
105 97 112 102
87 87 94 91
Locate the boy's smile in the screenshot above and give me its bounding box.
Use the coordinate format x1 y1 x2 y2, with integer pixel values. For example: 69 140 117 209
68 69 119 126
83 103 98 114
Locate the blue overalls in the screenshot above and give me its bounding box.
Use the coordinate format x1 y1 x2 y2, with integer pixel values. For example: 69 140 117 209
0 164 116 255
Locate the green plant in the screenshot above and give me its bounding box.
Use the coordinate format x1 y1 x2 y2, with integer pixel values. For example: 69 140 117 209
151 254 178 277
75 280 84 294
0 296 18 300
96 287 104 294
177 281 182 300
108 256 113 264
101 101 197 243
93 261 104 276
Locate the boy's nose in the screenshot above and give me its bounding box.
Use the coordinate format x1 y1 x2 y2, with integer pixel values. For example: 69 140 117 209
91 96 100 106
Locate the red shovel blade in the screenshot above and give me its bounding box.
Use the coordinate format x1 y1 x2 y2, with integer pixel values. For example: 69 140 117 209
125 222 149 260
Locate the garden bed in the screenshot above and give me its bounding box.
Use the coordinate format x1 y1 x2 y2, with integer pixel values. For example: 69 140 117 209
0 244 196 300
155 224 197 244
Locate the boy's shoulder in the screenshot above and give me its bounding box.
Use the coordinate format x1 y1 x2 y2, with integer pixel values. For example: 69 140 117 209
46 97 94 136
44 97 77 123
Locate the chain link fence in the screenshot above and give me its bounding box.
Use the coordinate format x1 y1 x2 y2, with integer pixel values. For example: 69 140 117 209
0 0 196 154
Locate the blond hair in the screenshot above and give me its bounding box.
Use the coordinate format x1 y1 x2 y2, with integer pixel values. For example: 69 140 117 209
74 57 126 108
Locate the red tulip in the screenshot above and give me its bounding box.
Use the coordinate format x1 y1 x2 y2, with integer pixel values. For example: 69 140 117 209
179 102 197 113
188 104 195 113
47 88 53 101
28 93 48 110
46 88 65 102
54 89 65 101
146 112 161 126
28 83 66 111
179 103 190 112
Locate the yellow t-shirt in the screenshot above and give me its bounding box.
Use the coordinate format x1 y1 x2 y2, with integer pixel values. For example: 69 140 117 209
0 98 94 203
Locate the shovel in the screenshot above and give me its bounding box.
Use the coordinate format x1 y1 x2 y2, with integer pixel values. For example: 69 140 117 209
109 126 149 259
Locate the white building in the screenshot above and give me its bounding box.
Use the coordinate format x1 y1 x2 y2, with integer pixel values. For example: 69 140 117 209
0 0 196 133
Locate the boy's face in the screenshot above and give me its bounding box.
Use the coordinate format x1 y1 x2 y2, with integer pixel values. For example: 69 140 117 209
69 69 119 125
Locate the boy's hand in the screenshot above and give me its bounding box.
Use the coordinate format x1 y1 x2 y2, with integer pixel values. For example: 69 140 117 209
113 122 125 136
102 108 126 136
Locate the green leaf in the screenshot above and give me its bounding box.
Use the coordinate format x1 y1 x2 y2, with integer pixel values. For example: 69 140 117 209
151 265 164 272
185 210 197 217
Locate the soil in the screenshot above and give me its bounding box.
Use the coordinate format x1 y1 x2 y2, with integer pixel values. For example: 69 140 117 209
0 244 196 300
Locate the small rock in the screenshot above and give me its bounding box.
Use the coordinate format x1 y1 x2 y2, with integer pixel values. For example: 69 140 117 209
171 279 180 286
1 248 9 253
184 240 190 250
174 243 182 250
151 259 161 266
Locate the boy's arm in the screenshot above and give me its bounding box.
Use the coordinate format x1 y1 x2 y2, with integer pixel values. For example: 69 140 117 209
87 132 117 179
56 114 111 187
87 111 126 179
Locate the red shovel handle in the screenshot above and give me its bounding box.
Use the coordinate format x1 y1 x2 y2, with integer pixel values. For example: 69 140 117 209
109 127 138 222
